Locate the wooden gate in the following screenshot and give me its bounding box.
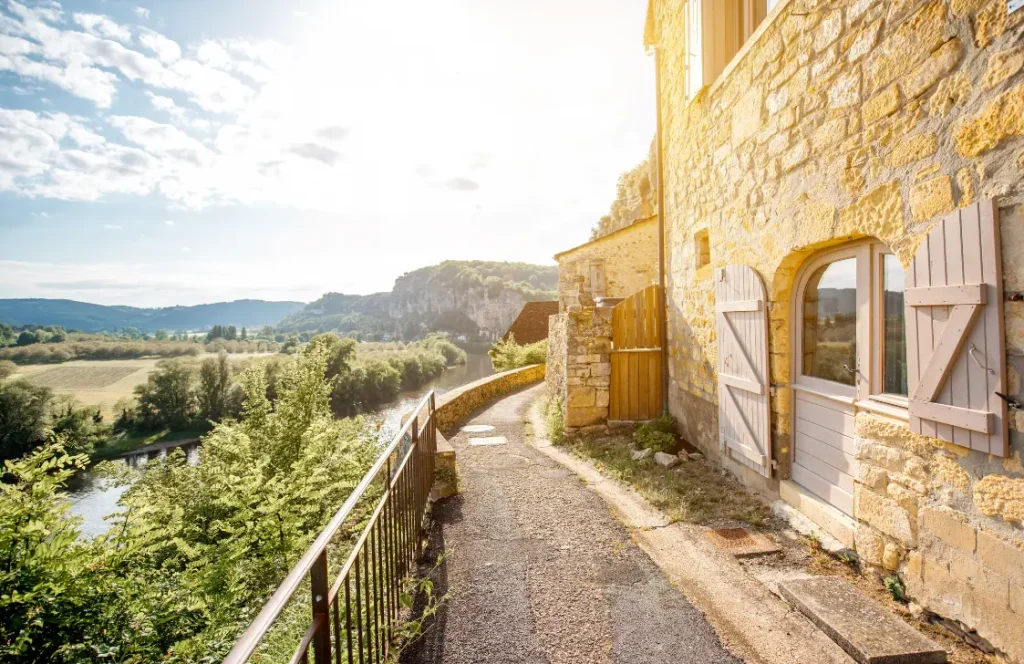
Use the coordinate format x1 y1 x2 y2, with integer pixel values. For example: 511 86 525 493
610 284 663 421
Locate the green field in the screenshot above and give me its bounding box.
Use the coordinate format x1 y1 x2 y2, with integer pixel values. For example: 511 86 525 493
12 354 272 418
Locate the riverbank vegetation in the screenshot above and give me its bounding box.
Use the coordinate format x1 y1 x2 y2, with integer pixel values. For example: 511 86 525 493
0 346 382 661
488 335 547 371
111 334 465 442
0 378 111 462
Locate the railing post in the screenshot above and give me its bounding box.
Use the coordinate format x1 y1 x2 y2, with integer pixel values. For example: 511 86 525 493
310 550 331 664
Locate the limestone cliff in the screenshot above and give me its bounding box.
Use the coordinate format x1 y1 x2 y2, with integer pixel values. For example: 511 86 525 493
279 261 557 341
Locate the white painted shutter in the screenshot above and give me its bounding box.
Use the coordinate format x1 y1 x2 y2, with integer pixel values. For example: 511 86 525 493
906 199 1008 456
715 265 772 477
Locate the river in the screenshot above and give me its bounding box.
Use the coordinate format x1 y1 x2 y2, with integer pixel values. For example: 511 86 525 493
67 352 495 537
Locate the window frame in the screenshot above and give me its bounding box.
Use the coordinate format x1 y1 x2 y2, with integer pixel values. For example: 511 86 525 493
793 240 908 412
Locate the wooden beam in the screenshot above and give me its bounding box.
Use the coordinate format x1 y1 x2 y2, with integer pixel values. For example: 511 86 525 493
719 299 763 312
913 303 981 402
906 284 986 307
914 401 994 434
720 372 764 395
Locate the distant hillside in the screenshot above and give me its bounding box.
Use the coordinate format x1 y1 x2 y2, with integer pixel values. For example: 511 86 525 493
0 298 306 332
279 260 558 341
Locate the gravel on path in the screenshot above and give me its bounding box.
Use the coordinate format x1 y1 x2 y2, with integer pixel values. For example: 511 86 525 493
402 384 744 664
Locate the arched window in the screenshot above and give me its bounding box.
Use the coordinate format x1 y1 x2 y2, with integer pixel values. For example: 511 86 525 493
796 241 908 404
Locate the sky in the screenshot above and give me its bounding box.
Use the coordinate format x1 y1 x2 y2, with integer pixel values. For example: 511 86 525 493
0 0 655 307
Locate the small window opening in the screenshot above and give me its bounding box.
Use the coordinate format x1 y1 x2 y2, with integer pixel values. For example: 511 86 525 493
695 229 711 270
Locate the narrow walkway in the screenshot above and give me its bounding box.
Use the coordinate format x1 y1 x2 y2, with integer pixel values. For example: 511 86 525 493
405 384 742 664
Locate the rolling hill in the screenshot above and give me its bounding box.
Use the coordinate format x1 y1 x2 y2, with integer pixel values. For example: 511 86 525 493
0 298 306 332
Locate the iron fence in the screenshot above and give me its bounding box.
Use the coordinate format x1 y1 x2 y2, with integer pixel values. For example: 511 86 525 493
223 391 438 664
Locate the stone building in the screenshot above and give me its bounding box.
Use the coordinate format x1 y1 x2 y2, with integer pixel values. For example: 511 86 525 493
550 0 1024 658
553 216 660 312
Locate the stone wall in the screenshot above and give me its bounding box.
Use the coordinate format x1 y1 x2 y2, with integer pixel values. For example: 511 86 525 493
555 217 659 311
545 307 614 428
546 313 569 406
645 0 1024 656
433 364 546 433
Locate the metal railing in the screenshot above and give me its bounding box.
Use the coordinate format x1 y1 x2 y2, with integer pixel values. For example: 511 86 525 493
223 391 438 664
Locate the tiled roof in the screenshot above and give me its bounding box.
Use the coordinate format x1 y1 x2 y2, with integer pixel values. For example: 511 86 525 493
502 301 559 345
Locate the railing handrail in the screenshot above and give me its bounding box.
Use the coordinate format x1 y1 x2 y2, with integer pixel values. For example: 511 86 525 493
222 390 436 664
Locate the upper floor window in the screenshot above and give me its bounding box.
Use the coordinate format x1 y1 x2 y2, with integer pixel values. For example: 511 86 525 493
682 0 775 100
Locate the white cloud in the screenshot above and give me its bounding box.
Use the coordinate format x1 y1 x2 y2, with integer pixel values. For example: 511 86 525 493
164 219 174 225
72 13 132 44
134 7 150 20
103 224 122 230
0 0 654 282
138 28 180 63
0 54 117 107
1 2 253 112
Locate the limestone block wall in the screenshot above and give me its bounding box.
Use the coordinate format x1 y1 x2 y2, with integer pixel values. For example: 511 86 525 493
546 313 569 406
545 307 614 428
645 0 1024 656
433 364 545 433
555 217 659 311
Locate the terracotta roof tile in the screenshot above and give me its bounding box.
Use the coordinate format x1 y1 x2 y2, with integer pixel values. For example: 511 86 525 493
502 301 559 345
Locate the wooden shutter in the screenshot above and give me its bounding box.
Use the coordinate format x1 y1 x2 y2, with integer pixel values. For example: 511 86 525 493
906 199 1007 456
715 265 772 477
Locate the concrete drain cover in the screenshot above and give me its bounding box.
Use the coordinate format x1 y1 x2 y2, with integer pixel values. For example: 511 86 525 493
469 436 507 446
462 424 495 433
706 527 781 558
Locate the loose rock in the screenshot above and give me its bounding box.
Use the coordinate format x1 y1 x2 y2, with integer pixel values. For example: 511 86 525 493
631 448 653 461
654 452 680 468
688 452 704 460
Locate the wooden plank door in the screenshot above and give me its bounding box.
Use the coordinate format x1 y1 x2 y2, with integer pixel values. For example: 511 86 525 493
609 285 663 421
715 265 772 478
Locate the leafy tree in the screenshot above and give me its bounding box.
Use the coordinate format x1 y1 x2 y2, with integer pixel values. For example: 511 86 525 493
240 327 248 341
0 323 14 347
197 353 234 422
47 328 67 343
0 381 51 461
0 442 97 662
134 359 196 429
154 329 169 341
47 397 109 458
16 331 38 346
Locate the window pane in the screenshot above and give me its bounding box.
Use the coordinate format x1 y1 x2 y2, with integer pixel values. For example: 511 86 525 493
802 258 857 386
882 254 908 395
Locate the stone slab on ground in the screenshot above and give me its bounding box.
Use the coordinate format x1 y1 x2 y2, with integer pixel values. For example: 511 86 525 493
779 577 947 664
706 527 781 558
468 436 507 446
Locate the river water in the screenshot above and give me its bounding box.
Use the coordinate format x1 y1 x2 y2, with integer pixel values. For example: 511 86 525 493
67 352 495 537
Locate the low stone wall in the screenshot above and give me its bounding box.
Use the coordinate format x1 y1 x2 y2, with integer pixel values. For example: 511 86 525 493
433 364 546 433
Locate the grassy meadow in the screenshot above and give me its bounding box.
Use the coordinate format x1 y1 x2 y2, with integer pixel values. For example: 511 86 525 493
11 353 272 419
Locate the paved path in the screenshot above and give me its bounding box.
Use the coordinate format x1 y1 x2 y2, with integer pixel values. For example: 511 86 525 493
404 384 743 664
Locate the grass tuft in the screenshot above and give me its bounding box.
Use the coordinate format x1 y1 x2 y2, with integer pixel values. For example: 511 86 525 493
557 431 769 527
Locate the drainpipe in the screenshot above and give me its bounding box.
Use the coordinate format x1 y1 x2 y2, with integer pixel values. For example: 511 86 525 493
654 46 669 416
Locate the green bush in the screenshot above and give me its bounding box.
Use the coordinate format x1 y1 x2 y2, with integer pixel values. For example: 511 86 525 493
0 348 381 660
489 335 547 371
634 415 677 453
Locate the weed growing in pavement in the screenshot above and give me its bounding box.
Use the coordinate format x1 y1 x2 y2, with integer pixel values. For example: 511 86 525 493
543 398 565 443
884 575 907 603
387 551 450 663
